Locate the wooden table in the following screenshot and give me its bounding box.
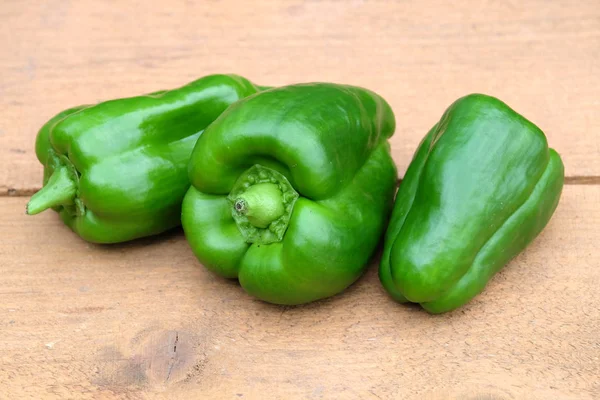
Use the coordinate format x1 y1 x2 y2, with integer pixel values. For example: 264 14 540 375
1 1 598 399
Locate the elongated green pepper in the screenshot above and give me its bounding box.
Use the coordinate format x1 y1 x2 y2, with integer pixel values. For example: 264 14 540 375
182 83 398 305
380 94 564 313
27 74 262 243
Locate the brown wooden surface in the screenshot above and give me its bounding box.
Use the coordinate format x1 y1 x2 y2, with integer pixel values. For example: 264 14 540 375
1 188 599 400
1 0 600 195
1 1 599 399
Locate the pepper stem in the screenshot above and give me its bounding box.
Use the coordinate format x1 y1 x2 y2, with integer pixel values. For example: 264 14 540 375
234 183 284 229
26 167 77 215
228 164 299 244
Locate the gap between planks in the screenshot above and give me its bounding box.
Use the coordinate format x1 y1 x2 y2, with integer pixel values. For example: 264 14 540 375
1 176 600 197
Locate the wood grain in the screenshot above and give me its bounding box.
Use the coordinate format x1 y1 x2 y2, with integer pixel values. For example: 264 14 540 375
1 186 598 399
1 0 599 195
1 1 599 399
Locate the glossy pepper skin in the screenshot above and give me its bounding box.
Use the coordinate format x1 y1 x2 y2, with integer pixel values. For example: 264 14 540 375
27 74 262 243
380 94 564 314
182 83 398 305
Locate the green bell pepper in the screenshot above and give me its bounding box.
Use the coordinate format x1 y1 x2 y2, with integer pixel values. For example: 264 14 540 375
380 94 564 313
182 83 398 305
27 74 262 243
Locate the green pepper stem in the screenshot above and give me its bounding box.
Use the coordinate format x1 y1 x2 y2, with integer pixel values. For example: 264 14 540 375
26 167 77 215
234 183 284 229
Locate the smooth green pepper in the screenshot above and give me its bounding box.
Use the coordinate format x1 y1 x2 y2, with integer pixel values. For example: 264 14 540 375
182 83 398 305
27 74 262 243
380 94 564 314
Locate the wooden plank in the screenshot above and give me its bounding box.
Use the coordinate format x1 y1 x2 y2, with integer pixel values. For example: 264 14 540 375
0 186 598 399
1 0 599 195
